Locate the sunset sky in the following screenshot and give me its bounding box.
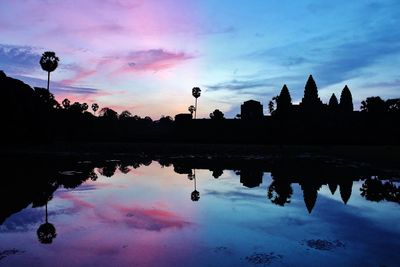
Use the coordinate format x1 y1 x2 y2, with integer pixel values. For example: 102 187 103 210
1 0 399 118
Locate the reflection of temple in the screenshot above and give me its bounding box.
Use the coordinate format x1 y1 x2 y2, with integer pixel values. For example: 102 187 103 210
168 157 387 213
240 169 263 188
300 182 322 213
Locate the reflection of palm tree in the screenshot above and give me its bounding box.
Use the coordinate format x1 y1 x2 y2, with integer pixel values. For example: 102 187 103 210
192 87 201 119
37 201 57 244
39 51 59 92
190 169 200 201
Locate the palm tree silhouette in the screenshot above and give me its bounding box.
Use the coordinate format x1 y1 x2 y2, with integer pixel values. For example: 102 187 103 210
188 105 195 116
37 201 57 244
91 103 99 115
39 51 59 92
192 87 201 119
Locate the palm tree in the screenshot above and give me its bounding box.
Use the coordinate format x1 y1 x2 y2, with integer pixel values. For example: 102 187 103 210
192 87 201 119
39 51 59 92
91 103 99 114
188 105 195 116
62 98 71 109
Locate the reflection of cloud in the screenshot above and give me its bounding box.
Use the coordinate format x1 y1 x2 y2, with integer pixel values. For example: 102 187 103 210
0 208 43 233
204 189 265 202
58 184 98 192
56 191 96 214
57 191 192 232
112 205 192 231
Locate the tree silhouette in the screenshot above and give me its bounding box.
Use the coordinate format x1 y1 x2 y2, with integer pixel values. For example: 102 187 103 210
192 87 201 119
69 102 86 113
99 107 118 120
276 84 292 115
62 98 71 109
268 98 276 115
188 105 195 116
361 97 386 113
119 110 132 119
39 51 59 92
328 93 339 111
386 98 400 113
144 116 153 122
267 179 293 206
339 85 353 112
91 103 99 114
37 201 57 244
210 109 225 120
81 103 89 112
34 87 60 109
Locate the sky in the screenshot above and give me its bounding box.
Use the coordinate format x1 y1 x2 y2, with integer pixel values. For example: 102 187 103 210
0 0 399 118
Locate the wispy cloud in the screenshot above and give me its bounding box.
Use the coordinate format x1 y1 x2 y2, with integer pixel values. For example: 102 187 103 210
363 79 400 89
14 75 101 95
207 78 273 92
118 49 194 74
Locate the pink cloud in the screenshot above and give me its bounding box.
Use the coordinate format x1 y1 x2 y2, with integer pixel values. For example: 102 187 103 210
89 203 192 232
115 49 194 75
56 191 96 214
56 190 192 232
61 69 97 86
107 204 192 231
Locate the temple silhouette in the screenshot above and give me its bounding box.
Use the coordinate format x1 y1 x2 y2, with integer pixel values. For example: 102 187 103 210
1 70 399 144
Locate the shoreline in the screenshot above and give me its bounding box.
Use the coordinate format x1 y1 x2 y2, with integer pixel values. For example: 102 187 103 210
1 142 400 167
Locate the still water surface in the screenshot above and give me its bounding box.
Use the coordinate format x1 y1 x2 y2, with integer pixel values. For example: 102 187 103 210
0 157 399 266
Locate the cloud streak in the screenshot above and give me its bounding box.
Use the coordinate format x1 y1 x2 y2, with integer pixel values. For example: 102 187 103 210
117 49 194 74
14 75 101 95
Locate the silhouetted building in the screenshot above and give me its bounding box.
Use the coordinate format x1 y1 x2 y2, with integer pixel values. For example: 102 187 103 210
175 113 192 122
328 94 339 111
300 75 323 112
339 85 354 112
276 84 292 115
241 100 263 120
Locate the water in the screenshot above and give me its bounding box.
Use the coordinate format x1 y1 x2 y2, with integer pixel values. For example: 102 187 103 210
0 156 399 267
